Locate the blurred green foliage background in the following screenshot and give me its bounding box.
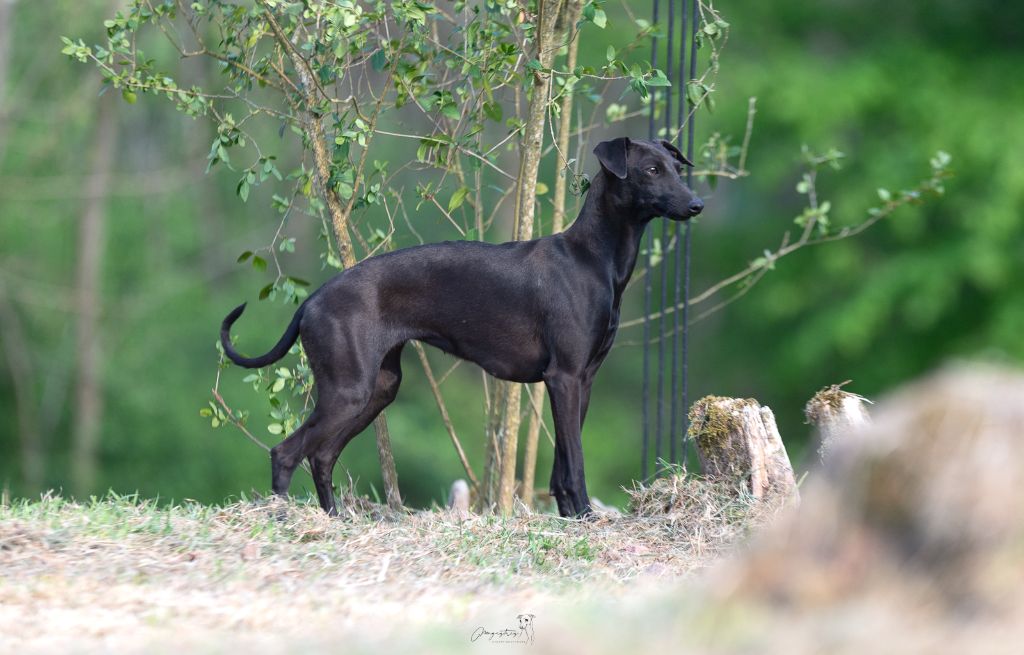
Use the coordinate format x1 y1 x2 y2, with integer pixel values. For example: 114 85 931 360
1 1 1021 509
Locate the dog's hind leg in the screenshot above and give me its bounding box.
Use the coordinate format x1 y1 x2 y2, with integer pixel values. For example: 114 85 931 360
269 370 379 503
309 344 405 515
269 415 314 498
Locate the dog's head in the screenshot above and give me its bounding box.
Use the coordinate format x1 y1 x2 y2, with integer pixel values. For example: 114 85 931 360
517 614 535 630
593 137 703 221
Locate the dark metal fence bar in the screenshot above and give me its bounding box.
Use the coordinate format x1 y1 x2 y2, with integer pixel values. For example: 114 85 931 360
641 0 660 482
643 0 699 478
681 0 699 468
670 0 688 467
655 0 676 473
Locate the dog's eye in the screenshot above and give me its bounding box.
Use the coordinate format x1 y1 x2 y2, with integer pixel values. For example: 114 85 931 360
645 166 659 176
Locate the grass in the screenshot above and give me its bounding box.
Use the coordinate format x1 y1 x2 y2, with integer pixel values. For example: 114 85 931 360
0 479 774 652
8 364 1023 653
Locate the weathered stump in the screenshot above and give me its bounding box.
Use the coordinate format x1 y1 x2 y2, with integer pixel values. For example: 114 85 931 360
723 364 1024 612
804 383 872 462
688 396 799 501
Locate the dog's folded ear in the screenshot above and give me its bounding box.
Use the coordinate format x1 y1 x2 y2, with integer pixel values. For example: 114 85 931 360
660 139 695 167
594 137 631 179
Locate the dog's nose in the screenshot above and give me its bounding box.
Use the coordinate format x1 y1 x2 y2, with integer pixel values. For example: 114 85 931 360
688 198 704 216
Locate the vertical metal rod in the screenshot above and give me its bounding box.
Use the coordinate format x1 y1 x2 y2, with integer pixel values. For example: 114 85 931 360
670 0 687 466
641 0 660 481
682 0 699 469
656 0 675 473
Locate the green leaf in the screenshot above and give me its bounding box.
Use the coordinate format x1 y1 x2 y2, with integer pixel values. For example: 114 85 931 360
878 188 891 202
686 80 703 106
267 423 284 435
646 69 672 87
483 101 502 123
441 103 460 121
237 250 253 263
628 77 648 100
583 1 596 22
271 377 286 393
121 89 137 104
251 255 267 272
606 45 615 62
930 150 952 170
592 8 607 28
649 238 663 268
370 49 386 71
448 186 470 212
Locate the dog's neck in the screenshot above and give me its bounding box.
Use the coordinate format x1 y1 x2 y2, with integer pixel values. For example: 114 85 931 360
563 171 651 296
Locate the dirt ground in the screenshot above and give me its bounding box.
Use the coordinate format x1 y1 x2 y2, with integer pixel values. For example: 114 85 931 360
5 364 1024 654
0 484 760 654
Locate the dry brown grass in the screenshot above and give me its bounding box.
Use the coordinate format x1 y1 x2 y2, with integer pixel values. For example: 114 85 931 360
0 476 772 653
9 362 1020 654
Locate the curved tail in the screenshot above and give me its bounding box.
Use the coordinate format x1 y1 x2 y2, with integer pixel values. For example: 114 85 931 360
220 301 305 368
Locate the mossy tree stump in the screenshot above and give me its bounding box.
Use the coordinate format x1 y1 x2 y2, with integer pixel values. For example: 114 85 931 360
805 383 872 462
689 396 799 501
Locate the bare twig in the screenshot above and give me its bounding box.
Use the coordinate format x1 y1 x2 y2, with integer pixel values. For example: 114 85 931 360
412 342 479 488
619 165 951 332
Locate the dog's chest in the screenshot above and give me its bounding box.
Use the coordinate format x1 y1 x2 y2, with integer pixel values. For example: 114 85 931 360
587 303 620 363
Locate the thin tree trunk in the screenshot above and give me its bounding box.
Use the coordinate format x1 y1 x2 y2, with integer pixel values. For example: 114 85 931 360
491 0 566 514
520 382 545 508
71 91 117 496
551 0 584 233
0 0 14 162
0 282 43 490
266 8 402 509
305 109 401 510
521 0 583 510
481 376 508 511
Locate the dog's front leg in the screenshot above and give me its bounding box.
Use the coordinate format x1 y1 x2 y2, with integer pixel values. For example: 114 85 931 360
579 374 596 426
548 443 571 517
544 372 593 518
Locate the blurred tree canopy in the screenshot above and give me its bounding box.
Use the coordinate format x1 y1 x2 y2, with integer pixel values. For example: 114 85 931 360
1 0 1020 508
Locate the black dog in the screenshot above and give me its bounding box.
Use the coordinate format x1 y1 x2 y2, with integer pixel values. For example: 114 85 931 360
220 137 703 518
